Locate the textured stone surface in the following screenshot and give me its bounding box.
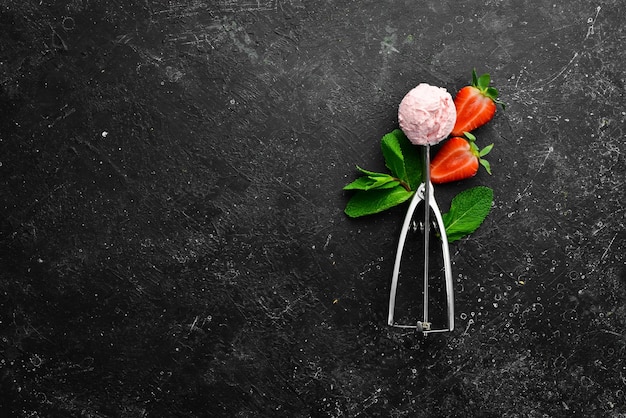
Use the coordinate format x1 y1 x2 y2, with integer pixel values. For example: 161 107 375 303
1 1 625 416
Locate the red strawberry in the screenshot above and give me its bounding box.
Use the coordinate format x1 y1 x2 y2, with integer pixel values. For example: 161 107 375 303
450 69 505 137
430 132 493 184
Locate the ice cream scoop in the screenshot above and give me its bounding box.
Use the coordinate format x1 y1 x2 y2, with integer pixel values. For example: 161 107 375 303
398 83 456 146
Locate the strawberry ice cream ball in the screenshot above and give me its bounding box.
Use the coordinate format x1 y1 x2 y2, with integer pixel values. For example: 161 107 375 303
398 83 456 146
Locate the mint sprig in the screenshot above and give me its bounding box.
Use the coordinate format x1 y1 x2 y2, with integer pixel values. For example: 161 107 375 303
343 166 403 191
344 130 494 242
343 129 423 218
442 186 493 242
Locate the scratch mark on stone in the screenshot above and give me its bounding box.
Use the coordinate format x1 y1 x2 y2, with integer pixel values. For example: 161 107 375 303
591 221 606 237
49 24 68 51
153 0 277 19
276 177 312 205
323 233 332 250
517 146 553 200
46 105 76 128
543 52 579 87
462 318 474 336
189 315 199 333
535 146 554 174
74 137 132 185
114 34 134 45
600 233 617 262
126 43 163 67
585 6 601 40
357 388 382 414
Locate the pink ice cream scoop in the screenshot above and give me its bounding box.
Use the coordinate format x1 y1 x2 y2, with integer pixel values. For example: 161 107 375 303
398 83 456 146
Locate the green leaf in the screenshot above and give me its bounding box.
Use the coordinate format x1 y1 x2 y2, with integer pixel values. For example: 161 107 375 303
479 159 492 175
486 87 499 99
479 143 494 157
442 186 493 242
381 131 407 184
342 129 422 217
381 129 423 191
397 131 423 191
344 186 414 218
477 73 491 90
355 165 386 178
343 176 400 191
470 70 503 106
343 177 372 191
373 180 401 189
345 166 405 191
344 177 372 190
471 68 478 86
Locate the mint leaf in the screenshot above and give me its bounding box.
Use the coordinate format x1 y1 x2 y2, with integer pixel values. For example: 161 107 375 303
344 186 414 218
371 180 401 190
397 131 423 190
342 130 422 217
355 165 389 177
381 129 422 191
343 166 404 191
343 176 400 191
442 186 493 242
381 131 407 183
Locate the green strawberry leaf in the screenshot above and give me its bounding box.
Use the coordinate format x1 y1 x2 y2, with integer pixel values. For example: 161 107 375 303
471 69 478 86
479 159 492 175
470 70 504 108
344 186 414 218
442 186 493 242
477 73 491 90
479 143 494 157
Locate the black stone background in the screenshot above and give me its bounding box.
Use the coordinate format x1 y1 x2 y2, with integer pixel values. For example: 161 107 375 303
1 1 625 417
